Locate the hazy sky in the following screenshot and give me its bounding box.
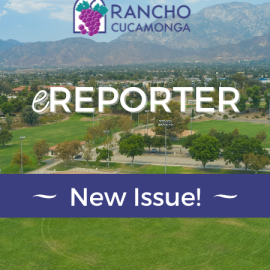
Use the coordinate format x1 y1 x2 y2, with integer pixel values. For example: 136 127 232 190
0 0 269 43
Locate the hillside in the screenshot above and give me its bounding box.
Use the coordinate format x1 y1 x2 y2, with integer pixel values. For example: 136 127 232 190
114 2 270 51
0 38 184 67
185 32 270 62
0 39 23 52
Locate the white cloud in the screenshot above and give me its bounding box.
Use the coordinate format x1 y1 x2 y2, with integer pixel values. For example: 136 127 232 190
5 0 54 13
49 5 73 22
4 0 73 21
0 10 7 19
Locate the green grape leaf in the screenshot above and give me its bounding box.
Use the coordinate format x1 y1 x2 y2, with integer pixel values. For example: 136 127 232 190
93 4 108 17
76 1 90 12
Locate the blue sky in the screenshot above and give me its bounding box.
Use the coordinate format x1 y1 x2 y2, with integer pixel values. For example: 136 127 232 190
0 0 269 43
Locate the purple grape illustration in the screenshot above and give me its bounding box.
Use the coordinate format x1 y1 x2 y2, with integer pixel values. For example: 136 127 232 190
76 1 108 37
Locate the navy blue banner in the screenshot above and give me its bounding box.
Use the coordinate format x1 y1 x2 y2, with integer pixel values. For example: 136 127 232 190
0 174 268 217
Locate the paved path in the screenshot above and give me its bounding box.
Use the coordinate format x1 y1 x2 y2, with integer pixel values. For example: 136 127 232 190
27 158 63 174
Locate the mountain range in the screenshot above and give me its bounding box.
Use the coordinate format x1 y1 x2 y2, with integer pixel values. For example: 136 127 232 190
1 2 270 67
184 32 270 62
0 39 23 52
114 2 270 51
0 38 181 67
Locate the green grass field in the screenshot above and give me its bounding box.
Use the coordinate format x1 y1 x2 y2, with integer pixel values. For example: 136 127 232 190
2 116 270 174
188 120 270 147
1 218 270 269
0 113 108 174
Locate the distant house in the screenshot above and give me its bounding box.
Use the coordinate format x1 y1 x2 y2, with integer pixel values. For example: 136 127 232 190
49 141 86 156
12 86 30 94
40 85 75 90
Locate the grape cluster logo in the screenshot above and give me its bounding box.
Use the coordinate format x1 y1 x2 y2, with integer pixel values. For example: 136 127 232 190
74 0 107 35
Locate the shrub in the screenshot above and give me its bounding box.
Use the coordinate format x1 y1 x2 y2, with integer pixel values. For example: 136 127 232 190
223 115 228 119
232 116 236 118
255 115 259 119
262 113 266 117
229 109 235 114
246 116 248 118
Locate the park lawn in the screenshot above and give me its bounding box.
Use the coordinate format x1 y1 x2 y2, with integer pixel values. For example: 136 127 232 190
188 120 270 148
0 113 110 174
48 161 268 174
1 218 270 269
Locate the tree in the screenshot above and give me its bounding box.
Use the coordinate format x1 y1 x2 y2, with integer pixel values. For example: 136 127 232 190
100 118 117 134
154 102 189 138
103 135 114 149
5 114 13 130
117 116 134 133
69 140 82 161
232 73 246 88
256 131 267 149
10 97 25 112
119 132 133 144
83 142 93 165
223 137 267 170
85 125 103 144
232 128 239 137
139 112 153 125
0 81 12 95
26 92 36 105
96 147 113 162
11 149 31 168
20 87 29 97
152 136 172 153
0 129 13 147
21 105 38 126
208 129 236 149
189 135 220 169
208 128 217 137
243 153 270 174
33 140 50 164
264 91 270 111
143 134 153 153
22 77 29 86
119 134 145 163
246 85 261 109
182 133 201 149
1 102 14 115
84 132 94 142
0 95 8 105
30 82 39 93
55 141 71 167
55 140 81 166
237 94 248 112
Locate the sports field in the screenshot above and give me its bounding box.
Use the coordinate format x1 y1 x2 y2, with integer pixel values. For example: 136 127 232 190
1 117 270 174
0 114 104 174
0 218 269 269
189 120 270 147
